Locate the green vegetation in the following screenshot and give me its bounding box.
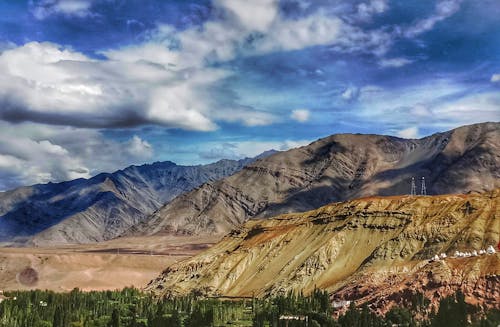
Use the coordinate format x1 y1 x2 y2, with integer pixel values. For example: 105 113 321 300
0 288 497 327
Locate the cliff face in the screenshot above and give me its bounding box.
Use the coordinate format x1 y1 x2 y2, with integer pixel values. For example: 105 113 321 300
146 190 499 311
0 157 265 245
133 122 499 237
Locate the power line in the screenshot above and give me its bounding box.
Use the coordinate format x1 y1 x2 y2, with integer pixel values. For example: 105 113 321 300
421 177 427 195
410 177 416 196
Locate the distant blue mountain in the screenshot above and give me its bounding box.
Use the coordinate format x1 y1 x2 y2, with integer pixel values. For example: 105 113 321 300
0 152 278 246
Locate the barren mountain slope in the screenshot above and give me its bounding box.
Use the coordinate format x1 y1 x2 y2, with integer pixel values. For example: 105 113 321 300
132 122 499 236
0 156 267 245
146 190 499 312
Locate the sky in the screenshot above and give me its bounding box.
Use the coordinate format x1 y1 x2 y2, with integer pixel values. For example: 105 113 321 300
0 0 499 190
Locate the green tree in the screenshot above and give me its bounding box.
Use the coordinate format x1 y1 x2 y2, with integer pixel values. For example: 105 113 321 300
53 306 64 327
109 308 120 327
338 302 359 327
431 292 469 327
386 307 416 327
185 306 213 327
167 309 181 327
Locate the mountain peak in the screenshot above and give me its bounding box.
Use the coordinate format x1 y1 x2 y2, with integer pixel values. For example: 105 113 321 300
0 155 262 245
135 122 499 238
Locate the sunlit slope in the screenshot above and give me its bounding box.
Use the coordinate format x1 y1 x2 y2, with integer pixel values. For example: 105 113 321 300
146 190 499 309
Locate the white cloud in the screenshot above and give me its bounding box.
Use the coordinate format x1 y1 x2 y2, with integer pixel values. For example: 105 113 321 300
0 154 25 170
0 1 409 134
200 139 312 161
410 104 433 117
404 0 463 37
236 139 312 157
356 79 500 132
31 0 95 20
126 136 153 158
0 42 223 131
396 126 419 139
254 12 343 54
341 86 360 101
291 109 311 122
212 108 277 127
332 24 393 57
1 31 298 131
379 57 413 68
110 0 394 66
144 8 345 64
214 0 279 32
356 0 388 21
0 135 89 188
428 92 500 127
103 41 180 67
491 74 500 83
0 41 16 52
0 123 155 190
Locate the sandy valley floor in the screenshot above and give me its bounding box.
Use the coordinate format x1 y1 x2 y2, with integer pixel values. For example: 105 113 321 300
0 235 219 292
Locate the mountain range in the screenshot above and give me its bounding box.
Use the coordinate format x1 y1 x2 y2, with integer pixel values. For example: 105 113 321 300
0 154 275 245
1 122 498 246
130 122 499 237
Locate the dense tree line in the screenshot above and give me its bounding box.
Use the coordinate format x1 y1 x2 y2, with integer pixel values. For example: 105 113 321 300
0 288 497 327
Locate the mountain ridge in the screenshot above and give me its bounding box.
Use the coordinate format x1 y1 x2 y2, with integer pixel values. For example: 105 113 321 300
129 122 499 237
0 153 277 245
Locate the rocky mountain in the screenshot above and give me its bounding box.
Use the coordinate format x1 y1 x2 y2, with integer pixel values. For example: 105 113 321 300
0 155 273 245
146 190 499 313
131 122 499 237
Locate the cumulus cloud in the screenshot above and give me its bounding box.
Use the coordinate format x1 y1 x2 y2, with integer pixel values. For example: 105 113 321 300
491 74 500 83
396 126 419 139
0 135 89 190
0 123 154 190
0 0 415 133
126 135 153 158
107 0 398 64
140 7 345 64
291 109 311 122
0 42 225 131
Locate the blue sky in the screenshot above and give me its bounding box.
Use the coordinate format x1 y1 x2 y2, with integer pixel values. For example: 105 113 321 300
0 0 499 190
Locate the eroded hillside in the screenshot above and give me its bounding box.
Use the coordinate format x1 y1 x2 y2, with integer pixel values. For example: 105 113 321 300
146 190 499 311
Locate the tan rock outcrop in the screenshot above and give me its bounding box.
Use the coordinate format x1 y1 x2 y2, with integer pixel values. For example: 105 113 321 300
146 190 499 311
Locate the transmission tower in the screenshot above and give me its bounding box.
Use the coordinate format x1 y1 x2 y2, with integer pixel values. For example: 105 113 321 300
410 177 416 196
421 177 427 195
